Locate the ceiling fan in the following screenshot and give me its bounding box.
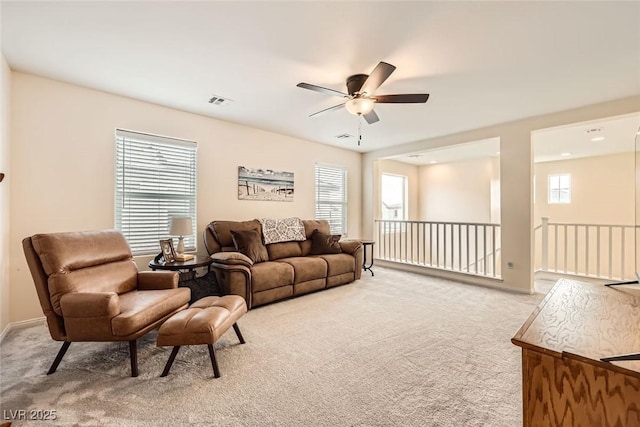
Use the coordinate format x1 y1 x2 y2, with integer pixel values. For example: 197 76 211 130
297 61 429 124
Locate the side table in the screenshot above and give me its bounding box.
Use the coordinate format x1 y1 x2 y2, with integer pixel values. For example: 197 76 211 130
149 254 217 304
149 254 213 276
344 239 375 276
360 240 375 276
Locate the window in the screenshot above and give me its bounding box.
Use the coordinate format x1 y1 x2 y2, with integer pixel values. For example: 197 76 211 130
315 164 347 235
115 129 197 255
548 174 571 204
381 173 408 220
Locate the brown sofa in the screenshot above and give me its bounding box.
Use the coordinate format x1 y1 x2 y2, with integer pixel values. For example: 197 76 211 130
204 219 363 309
23 230 191 376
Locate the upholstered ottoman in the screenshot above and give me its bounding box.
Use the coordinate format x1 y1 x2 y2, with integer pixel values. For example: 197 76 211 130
157 295 247 378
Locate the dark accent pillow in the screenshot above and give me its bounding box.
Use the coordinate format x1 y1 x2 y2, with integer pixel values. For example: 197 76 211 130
230 229 269 263
310 229 342 255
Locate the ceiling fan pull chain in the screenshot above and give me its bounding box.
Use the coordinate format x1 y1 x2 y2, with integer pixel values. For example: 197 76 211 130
358 116 362 146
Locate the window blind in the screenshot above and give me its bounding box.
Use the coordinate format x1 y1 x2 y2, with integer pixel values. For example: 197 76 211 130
315 164 347 235
115 129 197 255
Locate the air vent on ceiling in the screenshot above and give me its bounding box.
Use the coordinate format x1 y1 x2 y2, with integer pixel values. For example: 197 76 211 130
586 127 603 134
335 133 355 140
208 95 233 106
408 154 422 158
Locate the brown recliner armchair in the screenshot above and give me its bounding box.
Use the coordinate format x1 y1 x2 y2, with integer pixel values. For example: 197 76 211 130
22 230 191 377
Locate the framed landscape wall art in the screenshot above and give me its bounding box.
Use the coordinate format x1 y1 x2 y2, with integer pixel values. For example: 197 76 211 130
238 166 294 202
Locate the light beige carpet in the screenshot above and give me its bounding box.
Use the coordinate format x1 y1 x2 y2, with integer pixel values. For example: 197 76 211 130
0 267 548 426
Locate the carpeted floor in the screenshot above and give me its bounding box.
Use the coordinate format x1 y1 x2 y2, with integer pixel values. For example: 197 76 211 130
0 267 550 426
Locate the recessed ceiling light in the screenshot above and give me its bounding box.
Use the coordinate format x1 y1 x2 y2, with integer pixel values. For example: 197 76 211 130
429 160 437 164
560 152 572 157
591 136 605 142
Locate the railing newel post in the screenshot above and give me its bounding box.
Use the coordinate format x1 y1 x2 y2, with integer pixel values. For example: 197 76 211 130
541 217 549 271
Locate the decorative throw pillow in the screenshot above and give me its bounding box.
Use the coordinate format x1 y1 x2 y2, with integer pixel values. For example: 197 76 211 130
258 217 306 244
230 229 269 263
310 229 342 255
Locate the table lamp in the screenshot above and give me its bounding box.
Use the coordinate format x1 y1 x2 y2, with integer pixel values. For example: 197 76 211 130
169 217 192 254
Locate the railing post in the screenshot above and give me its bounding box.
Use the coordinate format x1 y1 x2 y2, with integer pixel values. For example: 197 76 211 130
541 217 549 271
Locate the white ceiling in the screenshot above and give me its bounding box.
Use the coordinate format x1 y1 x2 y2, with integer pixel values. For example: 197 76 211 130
533 112 640 163
391 112 640 165
1 1 639 153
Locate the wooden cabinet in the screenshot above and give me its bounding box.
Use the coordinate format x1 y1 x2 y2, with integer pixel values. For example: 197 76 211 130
512 279 640 426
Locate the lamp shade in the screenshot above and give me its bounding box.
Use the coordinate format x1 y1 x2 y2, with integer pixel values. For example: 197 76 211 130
169 217 192 236
345 97 375 116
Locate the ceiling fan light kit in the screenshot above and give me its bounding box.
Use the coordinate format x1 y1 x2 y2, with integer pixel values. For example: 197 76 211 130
297 61 430 144
345 97 375 115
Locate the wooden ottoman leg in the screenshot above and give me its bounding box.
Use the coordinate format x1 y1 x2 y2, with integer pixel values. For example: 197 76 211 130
161 346 181 377
233 323 246 344
208 344 221 378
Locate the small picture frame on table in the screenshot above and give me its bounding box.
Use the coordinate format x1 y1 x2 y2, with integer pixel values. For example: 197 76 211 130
159 239 176 263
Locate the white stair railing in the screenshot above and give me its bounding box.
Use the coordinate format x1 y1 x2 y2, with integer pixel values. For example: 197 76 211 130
534 217 637 281
375 220 501 278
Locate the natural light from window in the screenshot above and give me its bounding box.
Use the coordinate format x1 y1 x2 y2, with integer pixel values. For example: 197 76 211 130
315 164 347 235
115 129 197 255
381 173 407 220
548 173 571 204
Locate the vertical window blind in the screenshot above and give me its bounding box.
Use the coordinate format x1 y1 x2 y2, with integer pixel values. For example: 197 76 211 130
315 163 347 235
115 129 197 255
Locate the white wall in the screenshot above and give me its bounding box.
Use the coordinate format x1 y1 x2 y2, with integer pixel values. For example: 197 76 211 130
534 152 634 225
418 157 496 223
490 157 501 223
376 159 419 220
9 72 362 323
532 152 635 279
0 54 11 333
363 96 640 294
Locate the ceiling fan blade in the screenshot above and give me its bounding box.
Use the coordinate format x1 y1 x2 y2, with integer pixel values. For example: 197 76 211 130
297 82 349 98
363 109 380 124
373 94 430 103
359 62 396 96
309 103 345 117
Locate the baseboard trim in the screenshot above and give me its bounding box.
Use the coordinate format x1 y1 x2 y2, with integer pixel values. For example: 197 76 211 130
0 317 46 344
534 270 614 285
376 259 532 294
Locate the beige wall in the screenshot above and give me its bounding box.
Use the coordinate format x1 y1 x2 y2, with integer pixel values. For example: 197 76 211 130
0 54 10 333
533 152 634 225
532 153 635 279
417 157 496 223
9 72 362 323
490 157 501 223
376 159 419 220
363 96 640 294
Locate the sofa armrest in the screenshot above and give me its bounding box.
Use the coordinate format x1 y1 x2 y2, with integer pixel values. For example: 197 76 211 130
210 260 253 309
340 241 363 280
137 271 179 290
339 240 362 255
60 292 120 318
211 252 254 267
